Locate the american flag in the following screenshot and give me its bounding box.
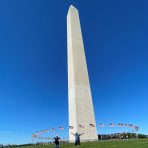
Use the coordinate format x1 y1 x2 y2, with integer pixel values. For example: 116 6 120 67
32 134 36 138
79 124 84 128
69 126 74 129
89 123 95 127
52 128 56 132
134 126 139 131
45 129 49 132
118 123 124 127
109 123 115 127
59 126 64 130
99 123 105 127
128 124 133 128
124 124 128 127
35 132 38 135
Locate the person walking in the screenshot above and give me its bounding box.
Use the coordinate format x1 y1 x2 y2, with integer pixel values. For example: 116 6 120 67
53 135 61 148
71 132 84 145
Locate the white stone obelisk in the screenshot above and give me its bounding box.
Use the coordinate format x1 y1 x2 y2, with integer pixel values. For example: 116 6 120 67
67 5 98 142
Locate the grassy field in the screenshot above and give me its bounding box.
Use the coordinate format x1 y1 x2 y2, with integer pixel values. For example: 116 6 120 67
12 139 148 148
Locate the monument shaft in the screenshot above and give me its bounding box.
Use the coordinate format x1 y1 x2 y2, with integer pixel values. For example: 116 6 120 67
67 5 98 141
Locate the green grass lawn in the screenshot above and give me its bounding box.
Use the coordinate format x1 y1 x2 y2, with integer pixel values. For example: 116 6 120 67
13 139 148 148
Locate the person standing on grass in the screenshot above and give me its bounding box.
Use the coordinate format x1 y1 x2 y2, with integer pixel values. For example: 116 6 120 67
53 135 61 148
71 132 84 145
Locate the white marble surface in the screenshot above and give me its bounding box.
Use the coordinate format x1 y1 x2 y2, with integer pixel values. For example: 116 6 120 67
67 5 98 142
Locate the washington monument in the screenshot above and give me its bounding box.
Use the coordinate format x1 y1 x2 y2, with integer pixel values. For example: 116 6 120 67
67 5 98 141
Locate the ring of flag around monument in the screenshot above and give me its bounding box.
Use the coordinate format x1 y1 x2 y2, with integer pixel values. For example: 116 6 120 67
32 123 139 140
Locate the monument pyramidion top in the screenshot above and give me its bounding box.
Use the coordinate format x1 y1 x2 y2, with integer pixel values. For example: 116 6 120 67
67 5 78 15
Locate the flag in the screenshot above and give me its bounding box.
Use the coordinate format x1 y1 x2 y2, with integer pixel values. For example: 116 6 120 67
45 129 49 132
134 126 139 131
52 128 56 132
35 132 41 135
69 126 74 129
32 134 36 138
59 126 64 130
79 124 84 128
109 123 115 127
99 123 105 127
89 123 95 127
128 124 133 128
118 123 123 127
120 123 124 126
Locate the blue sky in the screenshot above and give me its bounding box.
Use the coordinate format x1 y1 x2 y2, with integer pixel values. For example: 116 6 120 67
0 0 148 144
